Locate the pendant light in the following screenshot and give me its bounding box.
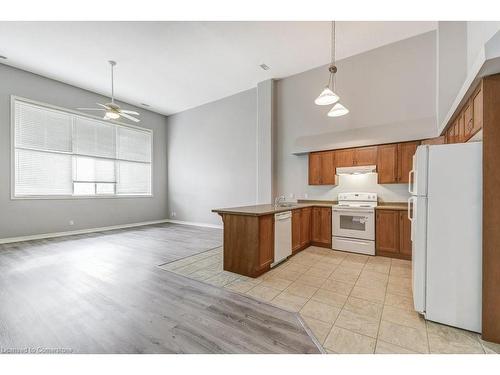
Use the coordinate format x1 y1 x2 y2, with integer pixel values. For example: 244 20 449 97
315 21 349 117
328 102 349 117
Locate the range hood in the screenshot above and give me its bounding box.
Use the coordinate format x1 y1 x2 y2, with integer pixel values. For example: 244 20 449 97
336 165 376 175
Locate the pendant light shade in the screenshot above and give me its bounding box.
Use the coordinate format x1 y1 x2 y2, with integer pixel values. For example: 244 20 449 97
327 103 349 117
314 87 339 105
315 21 349 118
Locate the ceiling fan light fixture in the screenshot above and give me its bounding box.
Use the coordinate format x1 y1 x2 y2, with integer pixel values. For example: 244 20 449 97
327 102 349 117
314 87 339 106
105 111 120 120
77 61 141 123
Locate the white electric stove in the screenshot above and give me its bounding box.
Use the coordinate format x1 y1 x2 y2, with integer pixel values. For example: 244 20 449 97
332 192 377 255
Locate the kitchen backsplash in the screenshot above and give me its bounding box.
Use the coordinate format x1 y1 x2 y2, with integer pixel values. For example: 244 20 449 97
289 173 411 203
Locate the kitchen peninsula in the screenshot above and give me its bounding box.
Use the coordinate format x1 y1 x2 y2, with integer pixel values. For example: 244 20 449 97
212 203 333 277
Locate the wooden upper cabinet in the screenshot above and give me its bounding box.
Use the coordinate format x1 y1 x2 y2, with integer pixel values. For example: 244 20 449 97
397 141 420 184
471 85 483 137
354 146 378 166
451 118 459 144
448 122 456 144
464 99 473 139
377 144 398 184
334 149 355 168
376 210 400 254
421 136 445 145
458 112 465 143
444 82 483 144
300 207 312 247
308 151 335 185
309 141 418 186
320 151 336 185
308 152 322 185
399 211 412 257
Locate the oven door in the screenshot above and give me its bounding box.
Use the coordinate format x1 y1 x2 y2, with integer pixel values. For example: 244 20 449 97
332 208 374 240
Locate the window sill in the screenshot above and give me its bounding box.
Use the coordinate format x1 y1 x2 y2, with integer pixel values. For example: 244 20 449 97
10 194 154 200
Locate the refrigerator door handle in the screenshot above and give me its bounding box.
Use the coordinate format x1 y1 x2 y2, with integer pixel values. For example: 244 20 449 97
408 197 414 221
408 197 415 242
408 169 415 194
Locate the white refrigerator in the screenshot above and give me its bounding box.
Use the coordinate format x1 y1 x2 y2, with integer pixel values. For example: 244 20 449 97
409 142 482 333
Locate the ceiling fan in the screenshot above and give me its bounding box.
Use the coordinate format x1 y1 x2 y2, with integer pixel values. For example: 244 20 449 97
78 60 140 123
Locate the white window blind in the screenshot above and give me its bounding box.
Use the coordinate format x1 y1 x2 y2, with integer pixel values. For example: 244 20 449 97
15 149 73 196
73 116 116 158
117 127 152 162
13 98 153 198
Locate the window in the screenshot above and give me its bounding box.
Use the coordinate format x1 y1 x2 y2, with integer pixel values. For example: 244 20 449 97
12 97 152 198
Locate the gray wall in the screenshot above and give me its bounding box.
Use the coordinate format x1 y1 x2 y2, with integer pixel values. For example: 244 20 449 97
437 22 468 126
275 31 437 203
166 89 258 226
0 63 168 239
467 21 500 72
256 80 275 204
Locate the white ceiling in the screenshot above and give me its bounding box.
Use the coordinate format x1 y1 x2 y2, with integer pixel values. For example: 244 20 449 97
0 21 437 115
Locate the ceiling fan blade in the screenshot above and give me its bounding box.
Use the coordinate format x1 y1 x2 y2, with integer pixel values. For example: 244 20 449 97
97 103 112 110
77 108 106 111
119 113 140 123
119 110 140 115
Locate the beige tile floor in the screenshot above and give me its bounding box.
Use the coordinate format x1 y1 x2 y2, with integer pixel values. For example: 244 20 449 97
160 246 499 354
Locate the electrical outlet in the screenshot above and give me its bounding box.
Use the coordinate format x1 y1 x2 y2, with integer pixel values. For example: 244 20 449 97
171 211 176 218
289 193 295 199
304 193 309 199
69 220 74 226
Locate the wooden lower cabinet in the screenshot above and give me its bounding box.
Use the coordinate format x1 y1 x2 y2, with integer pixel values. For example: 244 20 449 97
300 207 312 248
399 210 412 258
220 213 274 277
375 210 400 254
292 207 313 254
292 209 302 253
375 209 411 260
311 207 332 248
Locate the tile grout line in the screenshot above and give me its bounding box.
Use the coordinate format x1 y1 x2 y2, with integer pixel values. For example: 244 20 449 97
373 258 391 353
322 254 376 353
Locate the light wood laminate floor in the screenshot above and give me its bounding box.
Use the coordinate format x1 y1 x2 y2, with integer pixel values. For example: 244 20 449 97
0 224 321 354
163 246 500 354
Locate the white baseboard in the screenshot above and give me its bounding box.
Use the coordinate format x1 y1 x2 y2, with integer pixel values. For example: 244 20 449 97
164 219 222 229
0 219 171 244
0 218 222 245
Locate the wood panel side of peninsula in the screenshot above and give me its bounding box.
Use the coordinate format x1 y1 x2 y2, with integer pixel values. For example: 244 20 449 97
218 213 274 278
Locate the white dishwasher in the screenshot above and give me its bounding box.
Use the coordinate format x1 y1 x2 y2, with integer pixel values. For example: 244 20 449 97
272 211 292 267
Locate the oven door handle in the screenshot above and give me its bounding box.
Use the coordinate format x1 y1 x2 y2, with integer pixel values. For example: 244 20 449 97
333 208 374 213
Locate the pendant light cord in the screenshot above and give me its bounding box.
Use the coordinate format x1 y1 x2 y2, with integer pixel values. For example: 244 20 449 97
110 62 114 104
331 21 335 67
330 21 336 90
